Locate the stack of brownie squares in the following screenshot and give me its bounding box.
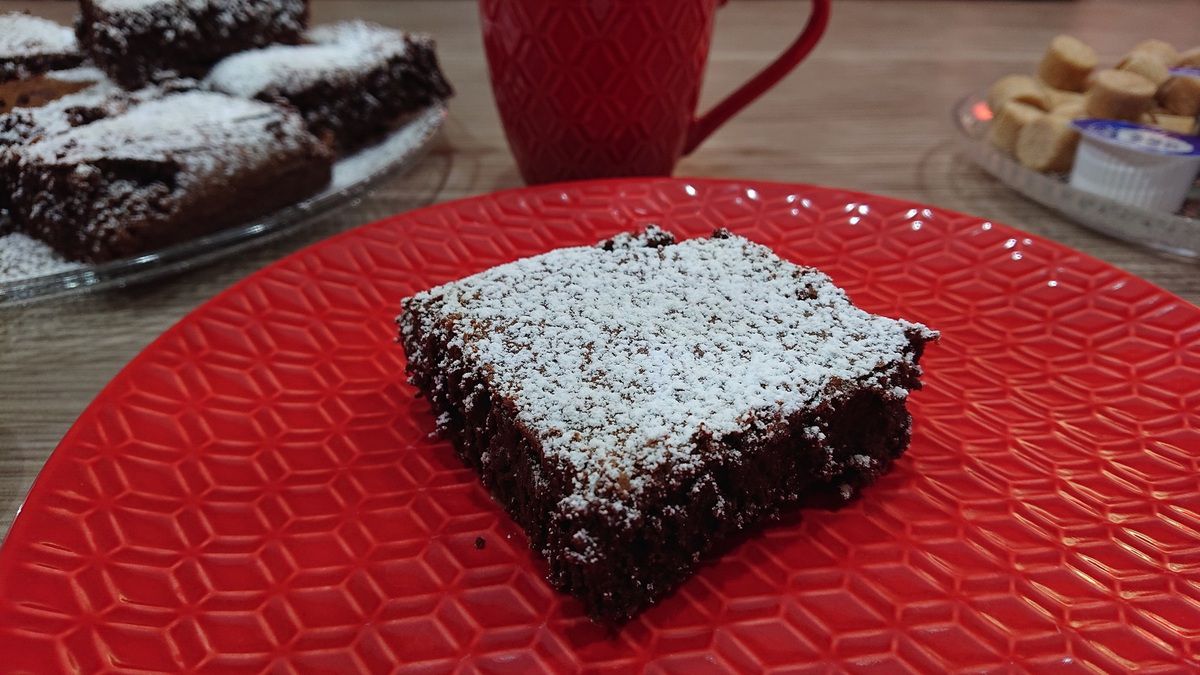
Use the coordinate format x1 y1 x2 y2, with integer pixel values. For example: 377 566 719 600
0 1 452 263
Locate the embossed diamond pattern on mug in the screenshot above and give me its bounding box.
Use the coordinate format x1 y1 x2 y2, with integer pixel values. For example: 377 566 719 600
1 179 1199 672
480 0 715 182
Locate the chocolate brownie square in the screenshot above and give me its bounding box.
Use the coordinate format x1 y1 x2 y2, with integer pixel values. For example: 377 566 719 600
206 20 453 152
398 227 937 623
0 13 83 83
1 68 119 229
0 69 196 231
12 91 332 263
77 0 309 87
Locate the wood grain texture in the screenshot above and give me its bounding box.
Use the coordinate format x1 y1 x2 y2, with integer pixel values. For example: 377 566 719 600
1 0 1198 536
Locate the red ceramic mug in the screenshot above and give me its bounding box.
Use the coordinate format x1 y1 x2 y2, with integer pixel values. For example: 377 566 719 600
480 0 831 184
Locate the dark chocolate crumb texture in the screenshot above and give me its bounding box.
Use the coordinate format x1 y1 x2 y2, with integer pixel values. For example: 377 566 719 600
11 90 332 263
77 0 309 87
398 227 937 623
0 68 197 229
205 20 453 152
1 67 128 225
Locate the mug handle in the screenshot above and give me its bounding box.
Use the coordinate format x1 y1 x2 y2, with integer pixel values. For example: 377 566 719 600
683 0 832 154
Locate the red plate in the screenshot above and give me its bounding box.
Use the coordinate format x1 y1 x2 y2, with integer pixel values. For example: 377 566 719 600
2 179 1198 673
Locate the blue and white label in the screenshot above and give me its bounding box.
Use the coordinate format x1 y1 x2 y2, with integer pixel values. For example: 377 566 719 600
1169 67 1200 78
1072 119 1200 156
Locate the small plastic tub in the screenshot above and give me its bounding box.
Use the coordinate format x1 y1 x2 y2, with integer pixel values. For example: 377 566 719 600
1069 119 1200 213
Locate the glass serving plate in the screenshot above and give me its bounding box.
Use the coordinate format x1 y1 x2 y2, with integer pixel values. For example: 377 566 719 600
0 103 448 307
952 90 1200 258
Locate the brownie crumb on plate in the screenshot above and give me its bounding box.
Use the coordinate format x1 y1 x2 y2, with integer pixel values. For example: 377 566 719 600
206 20 453 152
77 0 309 87
398 228 937 622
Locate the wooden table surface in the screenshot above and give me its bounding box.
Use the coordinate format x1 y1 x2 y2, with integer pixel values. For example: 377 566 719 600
1 0 1198 536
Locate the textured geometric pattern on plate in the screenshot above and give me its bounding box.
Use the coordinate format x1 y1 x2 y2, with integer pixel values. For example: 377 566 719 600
0 179 1197 673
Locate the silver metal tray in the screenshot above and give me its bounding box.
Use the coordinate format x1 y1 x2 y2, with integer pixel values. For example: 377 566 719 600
0 103 447 306
952 90 1200 258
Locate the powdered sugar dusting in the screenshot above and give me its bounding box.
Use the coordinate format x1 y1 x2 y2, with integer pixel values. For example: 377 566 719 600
0 14 76 59
14 91 325 263
92 0 298 18
0 233 80 281
22 91 311 172
0 100 441 296
205 21 412 98
40 66 108 84
0 70 125 147
82 0 308 84
403 231 935 515
307 20 420 53
91 0 185 9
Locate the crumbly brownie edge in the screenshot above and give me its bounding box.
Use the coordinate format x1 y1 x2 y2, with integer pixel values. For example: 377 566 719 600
298 35 453 152
15 150 330 263
0 71 168 230
0 53 85 84
11 91 334 263
213 34 454 153
77 0 308 87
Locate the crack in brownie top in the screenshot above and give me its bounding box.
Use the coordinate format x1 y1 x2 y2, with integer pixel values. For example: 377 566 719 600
205 21 418 98
0 14 77 60
403 229 935 514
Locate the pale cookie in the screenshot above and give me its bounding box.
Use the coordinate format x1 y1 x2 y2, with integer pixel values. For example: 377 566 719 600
1117 51 1170 87
1016 113 1080 173
1176 47 1200 68
1085 69 1156 120
1144 111 1197 135
1038 35 1097 92
1044 87 1083 110
988 101 1044 155
1157 73 1200 117
1131 39 1178 65
1052 100 1087 120
988 74 1048 112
